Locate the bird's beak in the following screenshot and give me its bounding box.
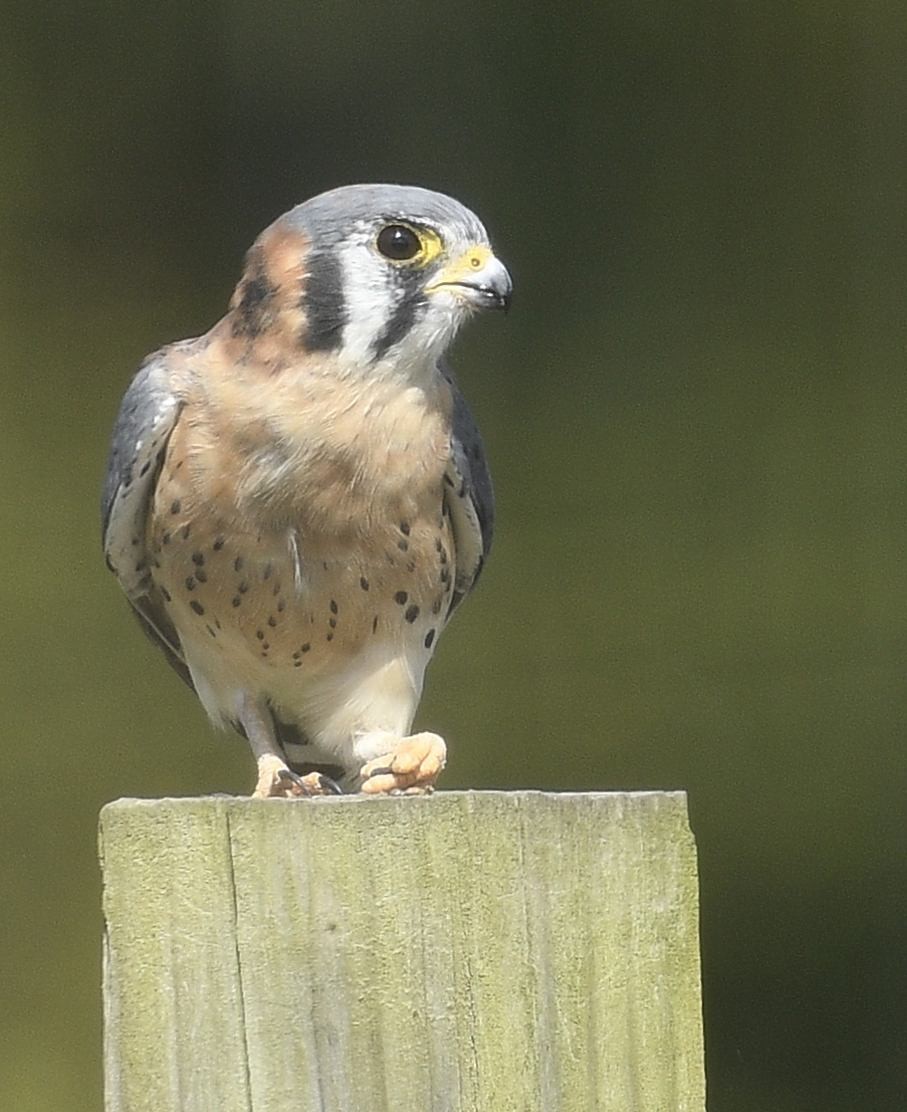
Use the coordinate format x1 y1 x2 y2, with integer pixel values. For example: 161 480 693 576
426 246 513 312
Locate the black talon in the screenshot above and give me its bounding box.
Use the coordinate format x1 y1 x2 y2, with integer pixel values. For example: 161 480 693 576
277 767 343 795
277 768 307 788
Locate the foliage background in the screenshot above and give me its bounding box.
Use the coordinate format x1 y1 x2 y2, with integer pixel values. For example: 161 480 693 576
2 3 905 1109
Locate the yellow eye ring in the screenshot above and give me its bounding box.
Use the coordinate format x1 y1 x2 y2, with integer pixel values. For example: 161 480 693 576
376 224 422 261
374 223 445 267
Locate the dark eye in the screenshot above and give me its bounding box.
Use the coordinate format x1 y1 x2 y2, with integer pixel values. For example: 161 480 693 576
376 224 422 261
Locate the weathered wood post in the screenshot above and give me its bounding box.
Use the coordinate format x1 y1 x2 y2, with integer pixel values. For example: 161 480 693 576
100 791 705 1111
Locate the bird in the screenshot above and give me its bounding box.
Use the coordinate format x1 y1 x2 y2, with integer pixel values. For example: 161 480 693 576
101 183 510 798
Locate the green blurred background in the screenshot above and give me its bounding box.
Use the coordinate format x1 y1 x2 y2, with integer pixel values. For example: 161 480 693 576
2 2 905 1109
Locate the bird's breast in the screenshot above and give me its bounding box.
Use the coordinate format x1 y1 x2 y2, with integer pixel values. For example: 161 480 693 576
189 352 455 534
145 359 457 701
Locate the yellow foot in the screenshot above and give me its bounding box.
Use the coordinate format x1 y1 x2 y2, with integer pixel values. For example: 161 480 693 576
253 754 342 799
359 732 447 795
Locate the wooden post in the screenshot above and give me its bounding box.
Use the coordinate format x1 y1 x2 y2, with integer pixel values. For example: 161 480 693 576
100 792 705 1112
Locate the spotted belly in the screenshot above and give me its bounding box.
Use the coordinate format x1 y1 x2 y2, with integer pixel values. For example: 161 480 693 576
145 493 455 744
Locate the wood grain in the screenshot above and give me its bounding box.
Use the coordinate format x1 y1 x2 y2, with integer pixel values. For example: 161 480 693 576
100 792 705 1111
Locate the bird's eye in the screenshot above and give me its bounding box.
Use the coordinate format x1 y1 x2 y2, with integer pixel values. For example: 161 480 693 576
376 224 423 261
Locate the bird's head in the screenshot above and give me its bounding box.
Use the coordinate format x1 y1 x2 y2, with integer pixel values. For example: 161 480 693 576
228 184 512 376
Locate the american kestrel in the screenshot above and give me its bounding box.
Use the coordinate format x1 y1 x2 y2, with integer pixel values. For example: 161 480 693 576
102 184 510 797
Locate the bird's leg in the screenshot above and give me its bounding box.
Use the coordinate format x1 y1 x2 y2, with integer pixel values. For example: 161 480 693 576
238 696 340 798
357 731 447 795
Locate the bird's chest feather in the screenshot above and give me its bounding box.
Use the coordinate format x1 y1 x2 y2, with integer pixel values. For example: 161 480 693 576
145 364 456 681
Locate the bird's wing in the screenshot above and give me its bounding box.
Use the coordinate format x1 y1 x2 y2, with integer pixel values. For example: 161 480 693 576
101 348 192 687
439 358 495 615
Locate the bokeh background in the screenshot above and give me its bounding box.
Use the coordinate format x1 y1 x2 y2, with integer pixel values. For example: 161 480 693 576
2 2 905 1109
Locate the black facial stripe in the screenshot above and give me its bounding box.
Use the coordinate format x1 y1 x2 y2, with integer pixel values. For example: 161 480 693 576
301 250 347 352
372 291 425 361
232 250 275 339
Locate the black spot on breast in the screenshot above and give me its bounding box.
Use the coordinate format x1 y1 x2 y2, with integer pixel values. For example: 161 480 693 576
397 538 409 552
196 569 208 584
180 524 191 540
234 557 244 573
405 604 420 623
192 552 205 566
277 598 286 613
326 632 334 642
238 581 249 594
232 596 241 607
262 562 273 580
160 586 172 603
256 630 265 641
330 599 338 614
268 616 278 628
372 616 379 634
360 577 370 591
190 600 205 616
399 521 411 536
301 250 347 352
185 576 196 591
394 591 408 605
162 531 171 545
213 537 225 551
170 499 181 515
329 618 337 629
424 628 436 649
301 642 311 653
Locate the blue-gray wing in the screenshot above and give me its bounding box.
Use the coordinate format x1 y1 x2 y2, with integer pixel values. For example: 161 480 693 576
102 350 190 684
439 358 495 613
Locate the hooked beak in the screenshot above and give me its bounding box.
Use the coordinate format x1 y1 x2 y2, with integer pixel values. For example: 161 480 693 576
426 246 513 312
